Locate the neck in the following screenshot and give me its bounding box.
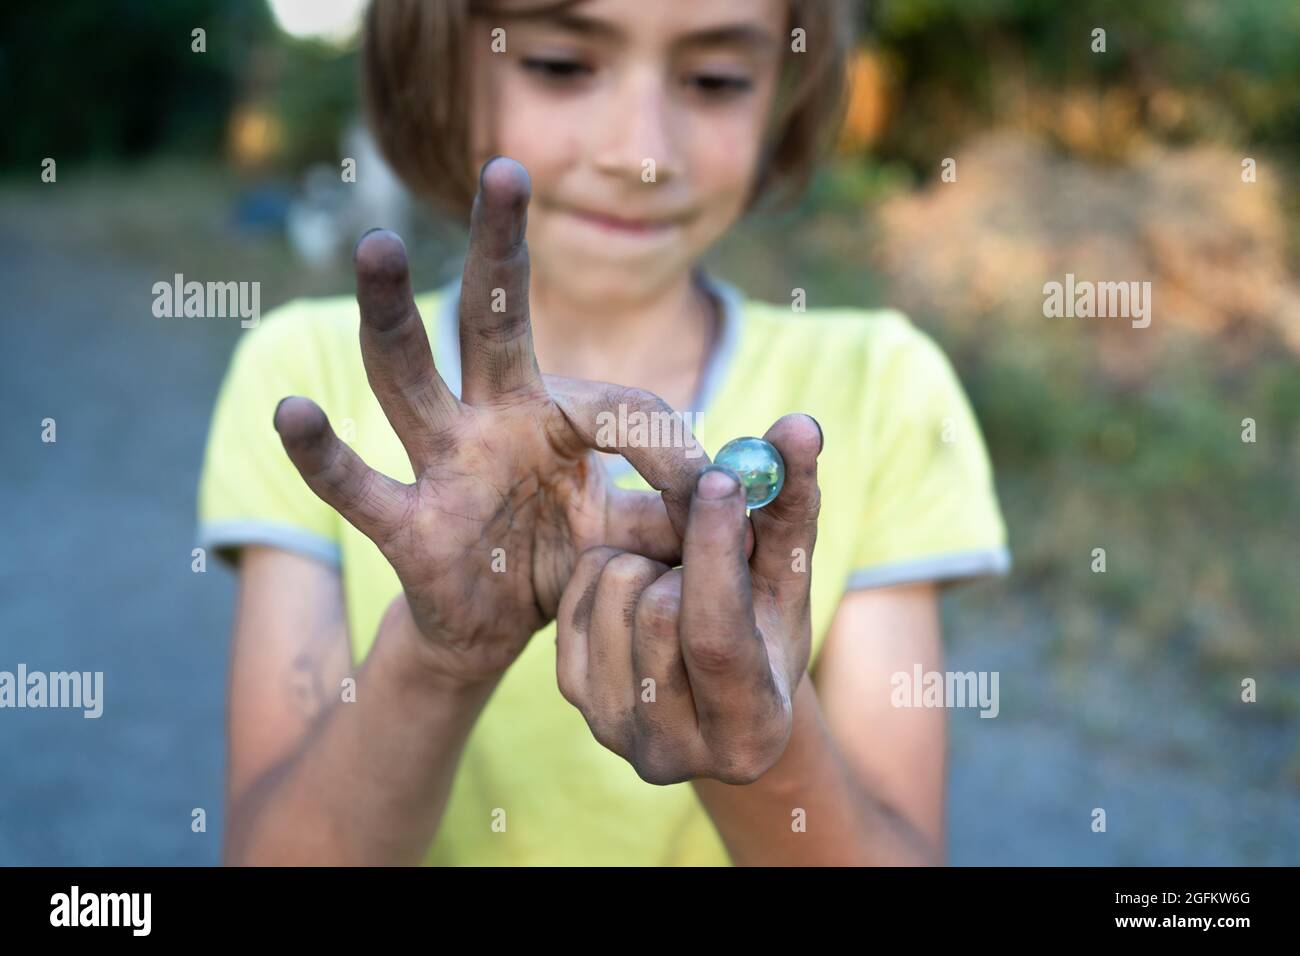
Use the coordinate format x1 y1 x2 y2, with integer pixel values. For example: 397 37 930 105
526 270 721 412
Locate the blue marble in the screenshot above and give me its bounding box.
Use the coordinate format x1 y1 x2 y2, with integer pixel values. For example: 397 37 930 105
713 437 785 509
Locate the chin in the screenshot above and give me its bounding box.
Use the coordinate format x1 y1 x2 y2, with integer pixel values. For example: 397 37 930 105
558 273 665 309
536 248 689 307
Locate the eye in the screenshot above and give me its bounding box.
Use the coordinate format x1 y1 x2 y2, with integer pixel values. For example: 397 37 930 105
521 57 594 82
687 73 754 98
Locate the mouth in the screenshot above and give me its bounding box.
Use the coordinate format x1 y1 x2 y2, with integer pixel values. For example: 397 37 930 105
562 206 687 236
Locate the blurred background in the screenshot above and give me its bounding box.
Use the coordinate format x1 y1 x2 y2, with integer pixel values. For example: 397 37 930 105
1 0 1297 864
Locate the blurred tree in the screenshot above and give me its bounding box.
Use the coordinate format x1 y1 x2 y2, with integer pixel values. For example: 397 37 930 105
863 0 1300 167
0 0 274 169
265 40 359 170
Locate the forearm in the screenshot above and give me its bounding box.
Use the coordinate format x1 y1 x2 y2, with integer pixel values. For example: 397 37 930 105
692 673 942 866
223 606 497 866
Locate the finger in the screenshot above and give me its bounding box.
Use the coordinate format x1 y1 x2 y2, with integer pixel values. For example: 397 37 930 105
631 570 706 777
605 482 755 568
589 553 667 738
547 376 710 539
355 229 460 469
678 466 770 730
274 396 408 545
603 487 682 565
458 157 544 403
632 570 687 706
749 414 823 600
555 546 621 713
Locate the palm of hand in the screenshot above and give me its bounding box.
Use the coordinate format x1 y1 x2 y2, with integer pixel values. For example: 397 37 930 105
275 158 699 684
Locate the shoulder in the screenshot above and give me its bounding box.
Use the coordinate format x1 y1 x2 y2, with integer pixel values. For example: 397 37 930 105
227 287 449 392
736 293 965 411
234 292 361 369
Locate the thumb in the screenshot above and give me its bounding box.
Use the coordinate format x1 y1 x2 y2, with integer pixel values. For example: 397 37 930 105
748 414 822 595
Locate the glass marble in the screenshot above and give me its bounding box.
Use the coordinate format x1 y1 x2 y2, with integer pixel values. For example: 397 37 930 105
713 437 785 509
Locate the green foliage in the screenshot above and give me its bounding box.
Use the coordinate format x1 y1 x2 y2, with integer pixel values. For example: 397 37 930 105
963 333 1300 678
866 0 1300 163
0 0 273 168
266 40 360 169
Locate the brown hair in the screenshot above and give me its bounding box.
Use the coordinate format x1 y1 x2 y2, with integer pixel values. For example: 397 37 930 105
363 0 855 220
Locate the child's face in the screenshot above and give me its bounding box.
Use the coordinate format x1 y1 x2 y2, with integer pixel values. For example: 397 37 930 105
470 0 787 305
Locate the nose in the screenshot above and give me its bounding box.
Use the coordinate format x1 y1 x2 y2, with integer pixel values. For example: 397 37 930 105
592 66 680 184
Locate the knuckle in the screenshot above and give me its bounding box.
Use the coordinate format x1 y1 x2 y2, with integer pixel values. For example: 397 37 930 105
629 736 693 787
481 303 532 343
803 483 822 519
684 632 748 674
635 588 680 636
470 203 528 263
469 309 532 350
614 384 657 411
556 669 584 709
631 756 691 787
768 475 819 523
696 679 791 784
387 335 437 390
711 733 786 785
713 760 767 786
576 545 622 577
333 462 373 514
598 552 655 592
586 713 632 758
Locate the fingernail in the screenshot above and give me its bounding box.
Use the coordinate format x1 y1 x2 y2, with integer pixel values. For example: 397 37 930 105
808 415 824 454
353 226 385 262
479 155 504 189
272 396 291 433
697 465 740 499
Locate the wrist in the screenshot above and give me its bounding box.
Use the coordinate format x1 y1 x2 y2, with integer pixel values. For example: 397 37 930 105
377 596 505 702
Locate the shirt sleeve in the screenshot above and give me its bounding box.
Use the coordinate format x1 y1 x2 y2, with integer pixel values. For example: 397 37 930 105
195 303 341 567
847 325 1010 590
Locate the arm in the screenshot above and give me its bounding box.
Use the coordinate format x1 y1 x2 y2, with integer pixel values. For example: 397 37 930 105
218 158 712 864
223 547 497 866
691 582 946 866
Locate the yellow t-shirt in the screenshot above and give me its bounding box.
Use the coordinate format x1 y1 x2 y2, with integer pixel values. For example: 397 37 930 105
197 275 1009 865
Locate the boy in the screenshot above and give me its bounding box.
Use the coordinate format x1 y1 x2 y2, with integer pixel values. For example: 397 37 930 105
199 0 1008 865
